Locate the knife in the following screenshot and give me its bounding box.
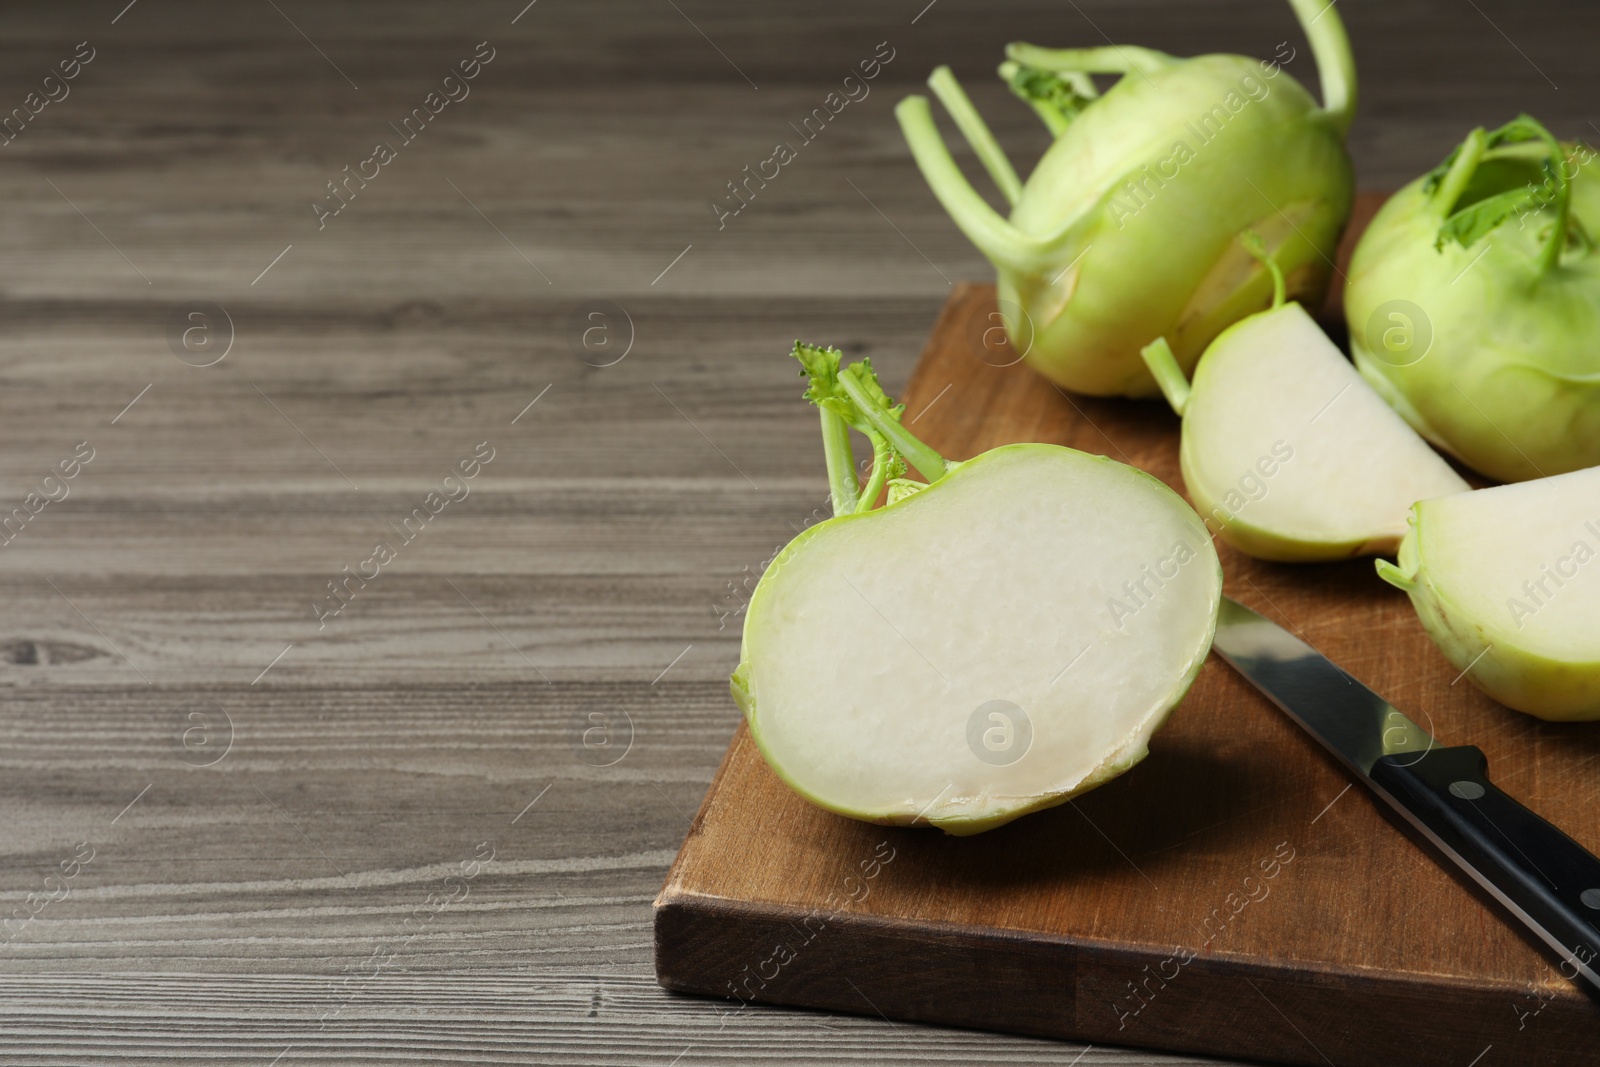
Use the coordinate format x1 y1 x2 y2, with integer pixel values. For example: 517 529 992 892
1212 596 1600 992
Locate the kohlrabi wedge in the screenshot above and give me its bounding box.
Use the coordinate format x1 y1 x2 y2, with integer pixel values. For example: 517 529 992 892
1346 116 1600 482
1141 241 1469 561
895 0 1355 397
1377 466 1600 721
733 344 1222 834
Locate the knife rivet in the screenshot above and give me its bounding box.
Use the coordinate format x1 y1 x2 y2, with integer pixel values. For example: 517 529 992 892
1582 889 1600 911
1448 781 1486 800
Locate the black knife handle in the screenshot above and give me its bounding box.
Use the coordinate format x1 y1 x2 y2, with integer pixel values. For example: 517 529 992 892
1370 745 1600 991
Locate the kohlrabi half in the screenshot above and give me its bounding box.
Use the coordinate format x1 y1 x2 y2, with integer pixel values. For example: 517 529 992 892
895 0 1356 397
1377 465 1600 721
733 344 1222 834
1346 116 1600 483
1141 239 1468 561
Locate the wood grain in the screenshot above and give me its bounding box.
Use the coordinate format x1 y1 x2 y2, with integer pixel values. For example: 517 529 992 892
655 283 1600 1066
2 0 1597 1063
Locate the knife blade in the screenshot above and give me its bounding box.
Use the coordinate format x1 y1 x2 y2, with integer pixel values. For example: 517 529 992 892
1212 596 1600 993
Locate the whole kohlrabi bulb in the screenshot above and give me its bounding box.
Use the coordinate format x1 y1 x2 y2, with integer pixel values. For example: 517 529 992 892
1345 115 1600 483
895 0 1356 398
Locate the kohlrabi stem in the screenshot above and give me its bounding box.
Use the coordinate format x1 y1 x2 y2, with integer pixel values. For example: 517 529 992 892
1003 42 1174 77
1061 70 1097 99
836 371 948 483
895 95 1051 276
1537 130 1574 277
1286 0 1357 137
927 66 1023 208
1239 231 1286 308
819 407 861 517
1431 127 1488 217
1375 558 1416 593
855 435 893 513
1139 338 1191 416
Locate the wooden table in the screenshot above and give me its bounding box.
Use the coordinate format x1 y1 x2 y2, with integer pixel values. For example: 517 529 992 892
0 2 1592 1063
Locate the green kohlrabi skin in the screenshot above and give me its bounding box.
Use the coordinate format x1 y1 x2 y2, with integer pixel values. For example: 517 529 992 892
1345 119 1600 483
895 0 1355 398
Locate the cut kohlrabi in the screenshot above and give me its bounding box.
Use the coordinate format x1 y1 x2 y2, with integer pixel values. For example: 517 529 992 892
1377 466 1600 721
1346 115 1600 482
895 0 1356 397
1141 240 1469 561
733 344 1222 834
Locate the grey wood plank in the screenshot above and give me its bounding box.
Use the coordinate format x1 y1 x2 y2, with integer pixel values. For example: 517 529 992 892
0 973 1227 1067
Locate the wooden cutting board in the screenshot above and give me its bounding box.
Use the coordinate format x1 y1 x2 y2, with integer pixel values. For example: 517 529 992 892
654 200 1600 1066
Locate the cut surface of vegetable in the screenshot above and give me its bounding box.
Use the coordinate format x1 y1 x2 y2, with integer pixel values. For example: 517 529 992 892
1377 466 1600 720
734 345 1222 835
1143 299 1468 561
894 0 1356 397
1346 116 1600 482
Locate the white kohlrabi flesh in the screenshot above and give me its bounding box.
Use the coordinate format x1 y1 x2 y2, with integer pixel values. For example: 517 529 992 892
1141 246 1469 561
1346 115 1600 482
895 0 1356 397
733 345 1222 835
1377 466 1600 721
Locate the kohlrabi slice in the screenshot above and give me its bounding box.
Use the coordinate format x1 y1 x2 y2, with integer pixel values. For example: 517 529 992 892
894 0 1355 397
1377 466 1600 721
1346 115 1600 482
1141 242 1469 561
733 344 1222 835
